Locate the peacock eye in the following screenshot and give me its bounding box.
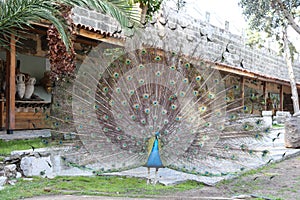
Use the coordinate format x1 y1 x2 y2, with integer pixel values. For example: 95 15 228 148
131 115 136 120
133 104 140 109
113 72 119 78
144 108 150 114
141 49 147 54
139 64 145 69
179 91 186 97
156 71 161 77
170 65 176 70
129 90 135 95
169 80 176 85
154 56 161 61
185 63 190 69
102 87 109 93
139 79 145 84
171 104 177 110
143 93 149 99
127 75 133 81
195 76 202 81
125 59 131 65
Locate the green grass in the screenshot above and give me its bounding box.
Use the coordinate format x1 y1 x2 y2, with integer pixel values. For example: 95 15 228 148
272 124 285 128
0 176 204 200
0 139 204 199
0 138 59 156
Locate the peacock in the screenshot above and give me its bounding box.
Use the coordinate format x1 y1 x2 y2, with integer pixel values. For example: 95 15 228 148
50 30 272 185
145 132 164 184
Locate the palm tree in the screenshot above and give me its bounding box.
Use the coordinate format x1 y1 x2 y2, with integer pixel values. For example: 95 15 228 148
0 0 140 49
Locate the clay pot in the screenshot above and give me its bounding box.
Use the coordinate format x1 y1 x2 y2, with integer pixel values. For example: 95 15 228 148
24 77 36 99
16 74 26 99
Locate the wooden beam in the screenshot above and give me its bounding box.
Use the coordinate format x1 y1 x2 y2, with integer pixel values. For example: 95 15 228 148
6 35 16 133
77 29 125 47
214 64 300 89
214 64 256 79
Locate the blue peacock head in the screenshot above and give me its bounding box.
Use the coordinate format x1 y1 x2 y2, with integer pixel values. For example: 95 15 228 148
155 132 160 138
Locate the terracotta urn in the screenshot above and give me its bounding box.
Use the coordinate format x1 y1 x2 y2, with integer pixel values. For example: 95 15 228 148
24 77 36 99
16 73 26 99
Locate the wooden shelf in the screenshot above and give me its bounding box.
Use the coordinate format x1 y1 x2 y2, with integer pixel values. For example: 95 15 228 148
0 97 51 130
2 112 50 129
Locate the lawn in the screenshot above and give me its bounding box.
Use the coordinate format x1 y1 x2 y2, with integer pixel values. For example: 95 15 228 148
0 176 203 200
0 138 63 157
0 139 203 200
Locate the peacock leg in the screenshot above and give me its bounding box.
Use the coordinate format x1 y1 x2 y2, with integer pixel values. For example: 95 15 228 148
147 167 150 184
154 168 159 185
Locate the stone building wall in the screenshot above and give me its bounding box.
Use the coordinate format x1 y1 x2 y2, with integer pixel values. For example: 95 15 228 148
71 6 300 83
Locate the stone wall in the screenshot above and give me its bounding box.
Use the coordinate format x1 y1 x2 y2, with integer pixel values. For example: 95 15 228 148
71 6 300 83
72 6 122 38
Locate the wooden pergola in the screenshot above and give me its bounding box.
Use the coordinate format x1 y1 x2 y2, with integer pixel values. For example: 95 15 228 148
1 23 124 133
214 63 300 112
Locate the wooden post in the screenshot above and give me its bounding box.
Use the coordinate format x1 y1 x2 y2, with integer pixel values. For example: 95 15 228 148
0 95 4 129
263 81 267 111
280 85 283 111
241 76 245 107
5 35 16 134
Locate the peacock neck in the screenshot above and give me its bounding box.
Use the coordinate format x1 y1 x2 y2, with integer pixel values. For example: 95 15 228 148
152 138 159 152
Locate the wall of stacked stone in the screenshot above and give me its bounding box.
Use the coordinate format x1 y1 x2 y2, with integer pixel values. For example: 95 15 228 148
72 6 122 38
71 6 300 83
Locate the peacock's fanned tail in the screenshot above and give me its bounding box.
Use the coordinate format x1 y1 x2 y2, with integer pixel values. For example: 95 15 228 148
50 43 271 176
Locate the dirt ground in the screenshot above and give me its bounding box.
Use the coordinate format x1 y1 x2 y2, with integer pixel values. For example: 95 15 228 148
26 154 300 200
174 154 300 200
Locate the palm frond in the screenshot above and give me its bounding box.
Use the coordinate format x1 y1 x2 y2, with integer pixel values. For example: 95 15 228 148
0 0 70 49
59 0 141 28
0 0 142 49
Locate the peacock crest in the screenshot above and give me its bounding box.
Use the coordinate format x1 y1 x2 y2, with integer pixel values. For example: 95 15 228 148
50 28 271 183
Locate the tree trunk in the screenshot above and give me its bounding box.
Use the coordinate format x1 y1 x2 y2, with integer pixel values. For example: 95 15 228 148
140 3 148 24
283 26 300 116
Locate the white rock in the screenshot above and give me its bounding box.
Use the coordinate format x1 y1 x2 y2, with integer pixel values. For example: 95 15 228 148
23 178 33 181
16 172 22 179
21 156 54 177
0 176 7 186
4 164 16 172
262 111 273 128
4 164 17 178
232 194 252 199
